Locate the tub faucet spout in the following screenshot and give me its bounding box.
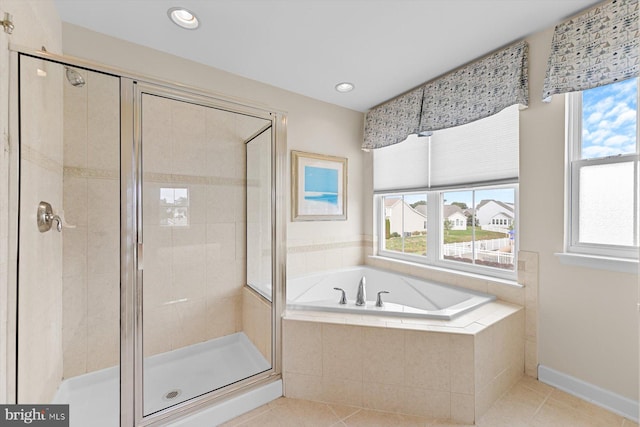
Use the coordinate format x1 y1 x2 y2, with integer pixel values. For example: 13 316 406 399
356 276 366 306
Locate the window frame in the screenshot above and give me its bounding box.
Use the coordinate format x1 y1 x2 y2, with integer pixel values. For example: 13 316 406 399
376 183 519 281
565 90 639 260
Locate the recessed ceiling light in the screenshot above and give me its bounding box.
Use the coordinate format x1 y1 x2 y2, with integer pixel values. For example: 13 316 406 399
168 7 199 30
335 82 355 93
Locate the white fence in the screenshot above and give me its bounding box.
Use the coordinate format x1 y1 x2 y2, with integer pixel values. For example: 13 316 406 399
476 249 514 265
480 225 511 233
442 238 514 264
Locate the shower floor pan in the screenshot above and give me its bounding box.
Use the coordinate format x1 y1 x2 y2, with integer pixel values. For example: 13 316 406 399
52 332 271 427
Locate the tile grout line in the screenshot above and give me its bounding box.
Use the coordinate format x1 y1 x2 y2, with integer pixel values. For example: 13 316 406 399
332 405 362 423
228 406 273 426
529 389 553 423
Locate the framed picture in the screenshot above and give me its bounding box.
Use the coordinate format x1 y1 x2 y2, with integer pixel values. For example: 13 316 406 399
291 150 347 221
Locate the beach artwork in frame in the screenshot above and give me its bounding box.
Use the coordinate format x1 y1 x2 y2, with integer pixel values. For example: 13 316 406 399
291 151 347 221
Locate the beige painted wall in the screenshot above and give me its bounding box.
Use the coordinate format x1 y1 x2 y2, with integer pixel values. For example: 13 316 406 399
521 28 638 401
0 0 63 403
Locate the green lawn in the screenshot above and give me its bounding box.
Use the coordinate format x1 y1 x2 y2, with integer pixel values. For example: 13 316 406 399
443 227 507 243
384 234 427 254
384 227 507 254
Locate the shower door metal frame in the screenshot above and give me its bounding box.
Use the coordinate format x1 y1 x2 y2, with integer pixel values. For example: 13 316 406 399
4 49 20 405
6 47 287 427
129 80 285 426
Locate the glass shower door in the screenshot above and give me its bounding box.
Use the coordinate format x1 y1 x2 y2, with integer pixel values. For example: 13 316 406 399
16 55 121 427
139 90 273 416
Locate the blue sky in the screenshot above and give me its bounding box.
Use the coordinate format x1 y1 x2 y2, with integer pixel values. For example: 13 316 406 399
582 77 637 159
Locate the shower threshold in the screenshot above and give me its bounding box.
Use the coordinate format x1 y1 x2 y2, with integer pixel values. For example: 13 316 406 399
52 332 271 427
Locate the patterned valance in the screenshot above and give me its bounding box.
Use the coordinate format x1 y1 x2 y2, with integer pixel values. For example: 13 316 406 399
362 87 423 150
419 41 529 134
543 0 639 101
362 41 528 150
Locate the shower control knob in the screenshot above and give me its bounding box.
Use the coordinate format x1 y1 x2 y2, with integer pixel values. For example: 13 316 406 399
37 201 74 233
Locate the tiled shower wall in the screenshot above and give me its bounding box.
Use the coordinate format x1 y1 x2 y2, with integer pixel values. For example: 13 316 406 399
242 287 271 364
140 96 250 358
61 79 271 377
62 69 120 378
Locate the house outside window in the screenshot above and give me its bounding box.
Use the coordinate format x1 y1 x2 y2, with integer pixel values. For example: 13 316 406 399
383 194 427 256
565 78 639 260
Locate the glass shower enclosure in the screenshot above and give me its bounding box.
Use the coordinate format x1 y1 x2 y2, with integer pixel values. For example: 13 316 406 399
10 51 285 426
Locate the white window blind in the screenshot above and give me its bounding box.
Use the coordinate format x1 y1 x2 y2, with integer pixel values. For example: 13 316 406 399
430 104 519 187
373 134 430 191
373 104 519 191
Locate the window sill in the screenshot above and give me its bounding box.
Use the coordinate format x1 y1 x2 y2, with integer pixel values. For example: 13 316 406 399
367 255 522 288
555 252 638 274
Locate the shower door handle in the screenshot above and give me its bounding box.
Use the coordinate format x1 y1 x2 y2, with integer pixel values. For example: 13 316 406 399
137 242 144 271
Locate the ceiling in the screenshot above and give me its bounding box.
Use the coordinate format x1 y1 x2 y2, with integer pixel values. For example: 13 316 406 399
54 0 602 112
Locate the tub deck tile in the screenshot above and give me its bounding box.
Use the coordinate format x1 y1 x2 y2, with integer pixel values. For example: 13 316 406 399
285 301 522 336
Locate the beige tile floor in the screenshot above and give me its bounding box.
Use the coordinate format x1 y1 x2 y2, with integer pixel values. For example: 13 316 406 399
221 376 639 427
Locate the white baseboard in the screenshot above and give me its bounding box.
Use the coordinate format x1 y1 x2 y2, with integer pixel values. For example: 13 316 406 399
538 365 638 423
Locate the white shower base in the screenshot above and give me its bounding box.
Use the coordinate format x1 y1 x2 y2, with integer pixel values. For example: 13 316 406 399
53 332 273 427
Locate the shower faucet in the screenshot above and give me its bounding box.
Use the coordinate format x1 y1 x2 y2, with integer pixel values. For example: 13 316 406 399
37 201 62 232
37 201 76 233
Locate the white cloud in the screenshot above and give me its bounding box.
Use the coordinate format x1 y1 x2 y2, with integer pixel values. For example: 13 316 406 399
602 134 632 147
610 108 636 128
586 111 603 126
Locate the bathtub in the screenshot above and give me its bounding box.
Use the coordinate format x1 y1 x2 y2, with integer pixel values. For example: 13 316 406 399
286 266 496 320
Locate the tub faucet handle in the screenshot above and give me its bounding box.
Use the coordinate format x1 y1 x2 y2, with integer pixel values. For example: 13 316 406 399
333 287 347 305
376 291 390 307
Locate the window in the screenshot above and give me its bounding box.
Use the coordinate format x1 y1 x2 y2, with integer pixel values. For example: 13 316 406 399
382 194 428 256
566 78 639 259
380 185 517 277
160 187 189 226
375 105 519 279
442 188 516 271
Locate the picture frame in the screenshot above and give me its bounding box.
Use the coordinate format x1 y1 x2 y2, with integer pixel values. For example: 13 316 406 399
291 150 347 221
